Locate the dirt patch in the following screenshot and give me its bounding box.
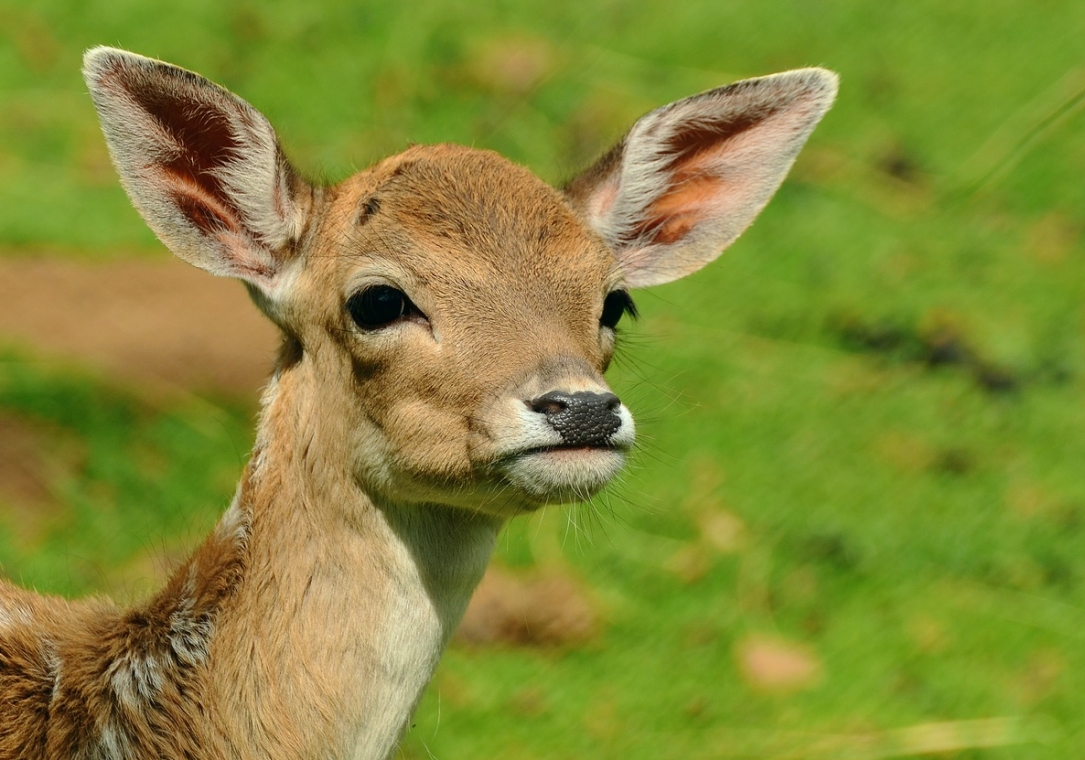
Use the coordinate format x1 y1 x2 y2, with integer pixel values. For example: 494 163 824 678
456 566 600 648
0 255 279 397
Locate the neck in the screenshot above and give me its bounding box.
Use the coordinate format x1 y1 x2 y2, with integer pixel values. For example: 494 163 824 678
198 367 501 759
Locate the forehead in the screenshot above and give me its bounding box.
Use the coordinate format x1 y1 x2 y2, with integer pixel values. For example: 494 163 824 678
323 145 618 295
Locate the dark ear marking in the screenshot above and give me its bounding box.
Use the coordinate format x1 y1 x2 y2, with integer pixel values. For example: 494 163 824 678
135 86 242 177
173 188 237 236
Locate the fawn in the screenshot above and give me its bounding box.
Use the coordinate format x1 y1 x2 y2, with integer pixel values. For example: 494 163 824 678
0 47 836 759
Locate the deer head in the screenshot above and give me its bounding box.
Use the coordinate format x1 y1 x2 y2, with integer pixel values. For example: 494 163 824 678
83 48 836 519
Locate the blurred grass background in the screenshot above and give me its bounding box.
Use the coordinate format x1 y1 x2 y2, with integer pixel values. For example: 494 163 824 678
1 1 1084 757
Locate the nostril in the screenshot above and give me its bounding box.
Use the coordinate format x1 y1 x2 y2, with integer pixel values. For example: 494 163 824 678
529 391 571 417
602 393 621 411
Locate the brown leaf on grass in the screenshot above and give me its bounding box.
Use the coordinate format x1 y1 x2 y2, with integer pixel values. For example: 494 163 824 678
700 510 746 554
665 509 747 585
509 685 549 718
666 544 712 584
456 567 599 648
735 634 823 693
702 715 1054 758
666 455 746 584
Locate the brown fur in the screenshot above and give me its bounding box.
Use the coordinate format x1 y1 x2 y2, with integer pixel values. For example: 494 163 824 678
0 485 246 759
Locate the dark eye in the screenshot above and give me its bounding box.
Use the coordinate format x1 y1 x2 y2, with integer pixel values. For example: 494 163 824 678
346 285 416 329
600 289 637 330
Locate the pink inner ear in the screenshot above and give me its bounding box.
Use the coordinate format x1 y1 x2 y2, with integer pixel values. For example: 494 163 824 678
156 167 276 282
632 147 727 246
639 172 717 245
162 168 242 237
634 108 801 248
625 114 765 247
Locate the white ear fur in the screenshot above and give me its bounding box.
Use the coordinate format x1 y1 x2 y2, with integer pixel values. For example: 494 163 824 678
565 68 838 287
82 47 309 299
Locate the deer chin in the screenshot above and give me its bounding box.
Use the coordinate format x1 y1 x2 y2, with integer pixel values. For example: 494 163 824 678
495 445 628 505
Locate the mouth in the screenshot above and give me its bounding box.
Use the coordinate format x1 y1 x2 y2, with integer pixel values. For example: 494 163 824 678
493 444 628 504
515 442 627 457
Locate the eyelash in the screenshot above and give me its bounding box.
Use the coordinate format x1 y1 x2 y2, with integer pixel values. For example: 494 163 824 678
601 290 637 329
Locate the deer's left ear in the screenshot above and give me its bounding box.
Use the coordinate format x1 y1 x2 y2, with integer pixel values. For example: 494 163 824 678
564 69 837 288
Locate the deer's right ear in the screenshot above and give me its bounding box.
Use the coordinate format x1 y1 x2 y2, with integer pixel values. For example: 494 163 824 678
83 47 309 301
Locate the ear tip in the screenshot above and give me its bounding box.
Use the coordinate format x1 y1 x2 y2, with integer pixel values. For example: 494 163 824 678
83 46 125 75
796 67 840 94
693 68 839 117
82 46 156 86
781 67 840 105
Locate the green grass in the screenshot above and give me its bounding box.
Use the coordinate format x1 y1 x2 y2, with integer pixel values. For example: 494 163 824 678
1 1 1084 757
0 354 251 598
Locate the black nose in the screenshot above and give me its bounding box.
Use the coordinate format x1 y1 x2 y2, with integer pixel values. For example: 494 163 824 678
528 391 622 446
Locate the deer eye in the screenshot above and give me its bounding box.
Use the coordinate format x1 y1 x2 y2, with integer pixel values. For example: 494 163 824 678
347 285 416 329
600 290 637 330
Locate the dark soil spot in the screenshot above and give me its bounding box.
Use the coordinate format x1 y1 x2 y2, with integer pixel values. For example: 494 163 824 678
456 567 600 648
880 145 923 184
827 313 1028 395
796 532 862 573
934 448 974 476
